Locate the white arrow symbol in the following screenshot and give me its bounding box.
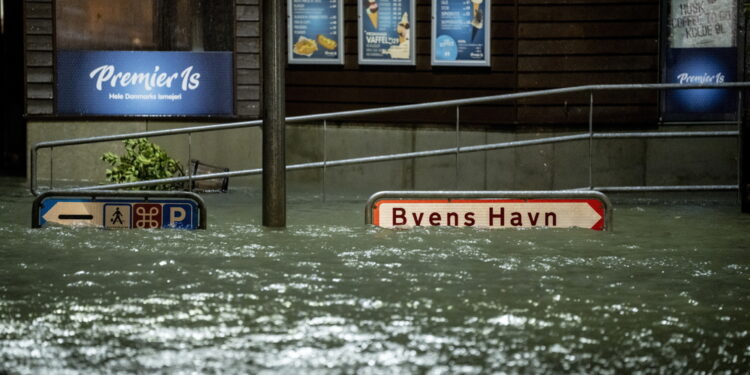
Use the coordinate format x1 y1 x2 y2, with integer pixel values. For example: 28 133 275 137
42 201 103 227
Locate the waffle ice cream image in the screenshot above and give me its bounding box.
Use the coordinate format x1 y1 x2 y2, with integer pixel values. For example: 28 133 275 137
397 12 410 44
367 0 379 29
385 12 410 59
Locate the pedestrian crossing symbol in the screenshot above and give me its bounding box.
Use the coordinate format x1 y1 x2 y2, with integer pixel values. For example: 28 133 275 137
104 204 131 229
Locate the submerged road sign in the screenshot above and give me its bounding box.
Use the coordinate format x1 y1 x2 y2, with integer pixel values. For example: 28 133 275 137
33 191 206 229
366 191 612 231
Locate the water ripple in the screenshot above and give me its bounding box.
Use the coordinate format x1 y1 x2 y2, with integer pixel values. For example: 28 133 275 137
1 185 749 373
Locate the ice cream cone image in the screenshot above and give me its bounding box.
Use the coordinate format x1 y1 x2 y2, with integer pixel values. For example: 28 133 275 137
367 0 379 29
471 0 484 28
397 12 409 44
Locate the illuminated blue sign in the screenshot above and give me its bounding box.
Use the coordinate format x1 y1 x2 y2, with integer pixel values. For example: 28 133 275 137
664 47 737 117
661 0 737 121
57 50 233 116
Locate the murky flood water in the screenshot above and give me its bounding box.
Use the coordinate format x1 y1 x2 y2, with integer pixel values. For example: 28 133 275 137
1 177 749 373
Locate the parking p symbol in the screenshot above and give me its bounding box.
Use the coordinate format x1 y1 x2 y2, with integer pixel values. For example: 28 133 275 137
162 203 194 229
170 207 186 223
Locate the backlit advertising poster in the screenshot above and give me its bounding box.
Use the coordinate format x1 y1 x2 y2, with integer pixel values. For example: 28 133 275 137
288 0 344 64
662 0 738 121
431 0 490 66
358 0 416 65
57 51 233 116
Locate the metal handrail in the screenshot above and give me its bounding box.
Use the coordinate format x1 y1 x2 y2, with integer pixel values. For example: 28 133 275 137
62 130 739 192
30 82 749 195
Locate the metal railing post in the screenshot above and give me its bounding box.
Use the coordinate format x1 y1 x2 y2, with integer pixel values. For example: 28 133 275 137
588 92 594 189
737 89 747 206
187 133 193 191
323 119 327 202
29 149 36 194
455 106 460 190
49 147 54 190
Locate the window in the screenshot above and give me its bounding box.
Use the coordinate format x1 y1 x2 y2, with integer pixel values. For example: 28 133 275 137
56 0 233 51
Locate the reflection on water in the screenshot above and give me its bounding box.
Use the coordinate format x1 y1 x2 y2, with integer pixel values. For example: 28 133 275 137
1 178 749 373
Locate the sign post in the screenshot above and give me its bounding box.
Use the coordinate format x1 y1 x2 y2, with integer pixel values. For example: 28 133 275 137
742 7 749 213
743 112 749 212
366 191 613 231
32 190 207 229
263 0 287 227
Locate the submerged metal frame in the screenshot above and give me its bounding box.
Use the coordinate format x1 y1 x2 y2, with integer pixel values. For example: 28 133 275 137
30 82 750 196
364 190 614 231
32 190 208 229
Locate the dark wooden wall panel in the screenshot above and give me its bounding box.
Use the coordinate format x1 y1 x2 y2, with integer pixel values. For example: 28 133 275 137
286 0 518 125
285 0 660 126
28 0 660 126
516 0 659 125
24 0 55 115
235 0 261 117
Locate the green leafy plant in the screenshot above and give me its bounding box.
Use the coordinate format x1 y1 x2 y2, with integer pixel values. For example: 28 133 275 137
101 138 184 190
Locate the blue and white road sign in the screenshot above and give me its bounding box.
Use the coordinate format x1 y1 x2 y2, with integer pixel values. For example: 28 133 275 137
33 191 206 230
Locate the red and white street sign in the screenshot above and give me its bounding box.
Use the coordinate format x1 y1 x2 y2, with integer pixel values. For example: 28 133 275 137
367 192 612 231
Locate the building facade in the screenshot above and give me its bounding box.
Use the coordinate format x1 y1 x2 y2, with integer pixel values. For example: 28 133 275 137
7 0 746 192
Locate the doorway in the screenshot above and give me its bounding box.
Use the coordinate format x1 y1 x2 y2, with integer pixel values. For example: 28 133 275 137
1 0 26 176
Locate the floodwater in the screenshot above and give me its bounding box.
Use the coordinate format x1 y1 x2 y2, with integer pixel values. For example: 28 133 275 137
1 177 749 374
